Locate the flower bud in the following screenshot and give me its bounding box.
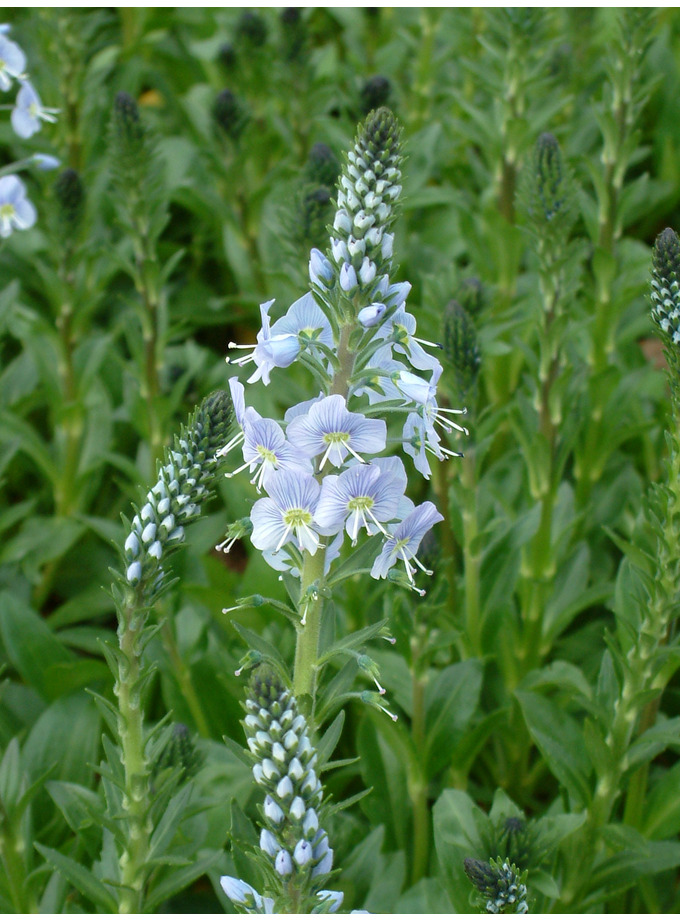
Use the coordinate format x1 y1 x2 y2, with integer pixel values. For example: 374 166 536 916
260 828 278 857
294 838 313 866
360 75 392 115
358 257 376 285
126 562 142 585
309 248 334 286
305 142 339 188
340 263 358 292
235 10 268 48
289 795 306 821
213 89 249 141
358 302 387 328
275 849 293 876
264 794 284 824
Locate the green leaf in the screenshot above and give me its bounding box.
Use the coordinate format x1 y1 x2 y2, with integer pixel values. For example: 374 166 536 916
356 714 410 850
149 783 194 859
34 843 118 912
625 716 680 771
515 690 592 808
424 660 483 779
230 622 289 677
0 594 75 701
46 780 104 834
433 788 493 912
585 837 680 905
0 737 21 811
317 619 389 665
643 761 680 840
325 536 382 587
394 877 454 913
316 710 345 768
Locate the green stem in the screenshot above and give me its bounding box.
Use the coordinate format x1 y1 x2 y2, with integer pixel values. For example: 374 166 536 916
435 456 458 614
131 212 164 470
293 318 357 710
461 450 481 657
410 670 429 884
0 815 35 913
292 548 327 713
116 597 152 913
159 619 211 737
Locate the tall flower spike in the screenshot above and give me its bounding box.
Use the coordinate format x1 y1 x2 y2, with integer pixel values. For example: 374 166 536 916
123 391 234 595
442 300 481 402
221 670 342 914
330 107 402 296
651 227 680 351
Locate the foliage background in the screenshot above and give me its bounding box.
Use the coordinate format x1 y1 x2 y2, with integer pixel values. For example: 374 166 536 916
1 6 680 913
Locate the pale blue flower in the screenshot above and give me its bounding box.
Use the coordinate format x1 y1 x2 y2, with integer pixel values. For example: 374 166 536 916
262 529 343 575
228 300 300 386
251 470 321 555
216 377 253 460
376 308 442 371
11 80 58 139
220 876 274 914
351 346 406 404
371 501 444 591
227 410 309 490
270 291 333 353
396 362 467 441
286 394 386 469
395 366 439 405
284 393 323 423
403 412 439 479
0 174 36 238
374 276 411 310
0 34 25 92
314 461 405 542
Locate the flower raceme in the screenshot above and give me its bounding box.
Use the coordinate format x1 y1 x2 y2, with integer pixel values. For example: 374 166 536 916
220 672 344 914
220 108 466 596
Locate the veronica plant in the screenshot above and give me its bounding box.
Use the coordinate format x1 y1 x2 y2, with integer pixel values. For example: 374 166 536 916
90 392 234 913
217 107 466 911
220 670 342 914
219 107 465 711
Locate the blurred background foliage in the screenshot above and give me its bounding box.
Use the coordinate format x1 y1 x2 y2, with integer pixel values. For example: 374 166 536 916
1 6 680 913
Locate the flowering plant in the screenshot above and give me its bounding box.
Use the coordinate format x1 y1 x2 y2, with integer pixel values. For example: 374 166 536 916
217 109 464 715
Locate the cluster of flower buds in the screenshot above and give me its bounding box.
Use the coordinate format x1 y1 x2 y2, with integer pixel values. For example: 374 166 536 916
219 107 467 596
651 227 680 350
329 106 401 298
221 670 345 914
463 857 529 915
124 391 234 593
0 23 60 239
442 300 481 404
